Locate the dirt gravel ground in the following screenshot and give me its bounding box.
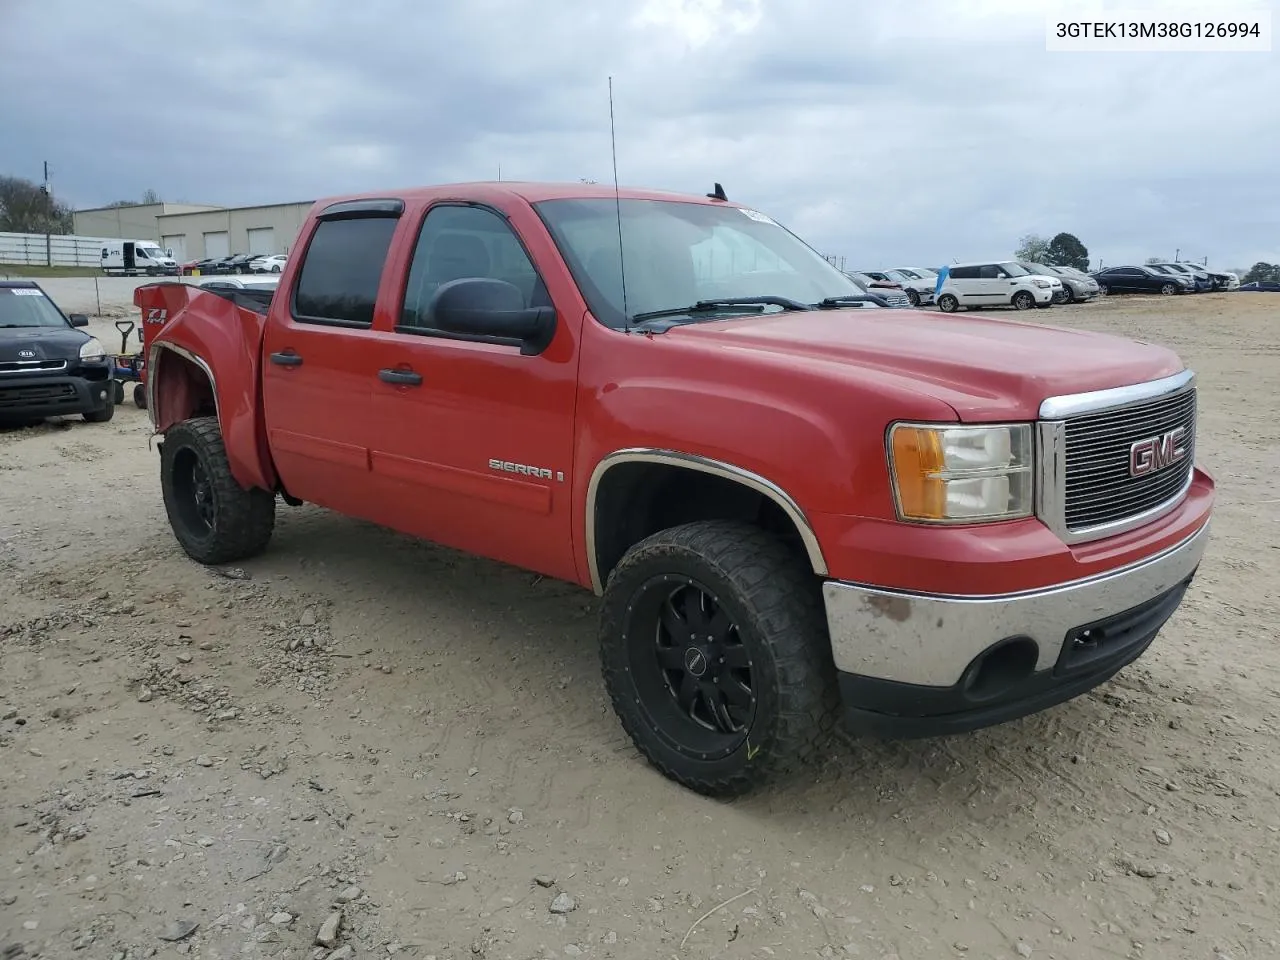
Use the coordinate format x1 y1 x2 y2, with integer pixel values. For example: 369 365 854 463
2 291 1278 960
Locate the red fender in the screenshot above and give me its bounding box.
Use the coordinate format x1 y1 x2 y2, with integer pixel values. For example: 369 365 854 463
134 282 277 492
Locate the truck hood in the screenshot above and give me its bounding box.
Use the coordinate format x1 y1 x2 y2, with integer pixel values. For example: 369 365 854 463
0 325 87 363
674 308 1184 421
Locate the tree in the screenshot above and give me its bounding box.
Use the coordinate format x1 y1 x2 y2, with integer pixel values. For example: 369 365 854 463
1045 232 1090 271
1015 233 1050 263
141 188 161 204
0 174 74 233
105 189 162 207
1145 256 1163 264
1243 262 1280 283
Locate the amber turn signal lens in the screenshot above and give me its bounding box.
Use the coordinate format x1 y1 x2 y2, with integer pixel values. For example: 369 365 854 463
891 426 948 520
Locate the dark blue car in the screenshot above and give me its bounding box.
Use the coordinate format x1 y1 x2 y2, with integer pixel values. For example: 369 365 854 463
1239 280 1280 292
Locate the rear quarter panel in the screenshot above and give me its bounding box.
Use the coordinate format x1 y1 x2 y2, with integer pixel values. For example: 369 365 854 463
136 282 276 490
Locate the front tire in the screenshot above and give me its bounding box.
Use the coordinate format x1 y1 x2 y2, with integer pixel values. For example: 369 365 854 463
1012 290 1035 310
599 520 839 797
160 416 275 565
83 397 115 423
1160 283 1177 296
905 288 921 307
133 383 147 409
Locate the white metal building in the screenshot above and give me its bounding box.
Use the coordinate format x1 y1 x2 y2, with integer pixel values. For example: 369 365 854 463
155 201 315 262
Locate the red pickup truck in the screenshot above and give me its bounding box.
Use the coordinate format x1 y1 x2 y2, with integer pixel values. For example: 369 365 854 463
135 182 1214 796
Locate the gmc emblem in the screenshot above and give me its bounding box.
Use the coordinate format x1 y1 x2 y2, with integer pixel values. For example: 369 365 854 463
1129 427 1187 477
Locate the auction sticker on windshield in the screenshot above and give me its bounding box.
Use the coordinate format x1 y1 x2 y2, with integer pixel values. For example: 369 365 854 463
738 208 777 224
5 289 44 296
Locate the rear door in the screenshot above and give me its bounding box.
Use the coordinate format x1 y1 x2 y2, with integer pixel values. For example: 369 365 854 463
947 265 982 304
260 204 403 515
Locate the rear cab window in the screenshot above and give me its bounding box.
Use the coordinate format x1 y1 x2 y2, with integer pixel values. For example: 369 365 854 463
291 213 400 328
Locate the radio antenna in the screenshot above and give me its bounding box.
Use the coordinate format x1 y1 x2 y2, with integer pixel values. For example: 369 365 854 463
608 76 631 333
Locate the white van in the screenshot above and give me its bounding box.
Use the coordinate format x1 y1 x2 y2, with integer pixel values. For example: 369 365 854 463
101 240 179 277
934 260 1060 312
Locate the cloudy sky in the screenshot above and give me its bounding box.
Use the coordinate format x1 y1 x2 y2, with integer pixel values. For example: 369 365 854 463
1 0 1276 271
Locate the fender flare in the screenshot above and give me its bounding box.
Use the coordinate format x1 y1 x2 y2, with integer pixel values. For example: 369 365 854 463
584 447 829 595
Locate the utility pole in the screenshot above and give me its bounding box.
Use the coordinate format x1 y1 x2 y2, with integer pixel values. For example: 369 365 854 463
42 161 52 266
1175 247 1180 261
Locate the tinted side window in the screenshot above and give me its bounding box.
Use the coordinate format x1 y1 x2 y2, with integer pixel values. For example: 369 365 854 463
401 205 548 331
978 264 1004 279
948 266 980 279
293 217 398 327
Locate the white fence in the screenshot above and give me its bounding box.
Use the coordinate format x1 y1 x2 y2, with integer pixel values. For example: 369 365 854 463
0 231 113 268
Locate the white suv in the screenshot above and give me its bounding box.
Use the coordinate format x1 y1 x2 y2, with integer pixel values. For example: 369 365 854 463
934 260 1059 312
882 267 940 306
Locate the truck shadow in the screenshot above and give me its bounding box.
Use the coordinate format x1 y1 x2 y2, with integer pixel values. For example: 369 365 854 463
256 505 1196 829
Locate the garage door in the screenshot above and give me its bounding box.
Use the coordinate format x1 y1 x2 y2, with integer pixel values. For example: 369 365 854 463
162 235 186 262
203 231 230 259
247 227 275 256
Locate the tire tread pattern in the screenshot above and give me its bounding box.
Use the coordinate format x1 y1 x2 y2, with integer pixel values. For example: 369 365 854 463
161 416 275 565
599 520 840 797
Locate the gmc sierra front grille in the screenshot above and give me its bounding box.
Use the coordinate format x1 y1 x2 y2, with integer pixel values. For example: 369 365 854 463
1061 387 1197 532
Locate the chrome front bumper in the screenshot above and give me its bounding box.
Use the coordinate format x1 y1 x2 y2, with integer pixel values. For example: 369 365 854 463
822 519 1210 688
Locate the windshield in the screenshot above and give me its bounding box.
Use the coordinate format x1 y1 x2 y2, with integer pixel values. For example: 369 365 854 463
998 262 1031 277
0 288 69 327
139 246 165 259
1021 262 1054 275
533 198 863 327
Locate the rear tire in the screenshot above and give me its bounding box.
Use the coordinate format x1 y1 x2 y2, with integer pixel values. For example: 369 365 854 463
112 380 125 404
599 520 839 797
936 293 959 312
160 416 275 565
133 383 147 409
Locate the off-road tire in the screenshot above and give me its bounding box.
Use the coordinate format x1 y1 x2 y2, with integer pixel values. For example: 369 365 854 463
1012 290 1035 310
112 381 125 405
599 520 839 797
936 293 959 312
83 398 115 423
160 416 275 565
133 383 147 409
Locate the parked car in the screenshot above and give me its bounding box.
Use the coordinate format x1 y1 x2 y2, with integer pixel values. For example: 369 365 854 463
198 276 280 291
1093 266 1193 296
136 180 1214 797
222 254 258 275
881 267 940 306
249 254 287 274
0 280 114 424
1150 263 1212 292
1019 262 1095 304
934 260 1059 312
1042 264 1101 303
1171 263 1234 291
845 271 911 308
1238 280 1280 292
182 257 232 277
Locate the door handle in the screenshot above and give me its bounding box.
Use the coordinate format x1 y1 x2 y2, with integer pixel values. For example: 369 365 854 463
378 368 423 386
270 351 303 367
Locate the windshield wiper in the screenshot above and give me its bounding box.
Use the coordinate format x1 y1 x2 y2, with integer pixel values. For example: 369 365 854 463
816 295 883 308
630 296 812 323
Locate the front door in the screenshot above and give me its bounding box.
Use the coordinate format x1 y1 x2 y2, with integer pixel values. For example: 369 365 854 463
261 210 401 515
365 201 580 582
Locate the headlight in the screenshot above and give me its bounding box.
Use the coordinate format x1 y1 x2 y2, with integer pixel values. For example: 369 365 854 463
79 337 106 362
888 423 1034 523
1031 279 1052 288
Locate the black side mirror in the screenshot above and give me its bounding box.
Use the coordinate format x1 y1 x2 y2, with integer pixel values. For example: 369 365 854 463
429 278 555 356
69 314 89 327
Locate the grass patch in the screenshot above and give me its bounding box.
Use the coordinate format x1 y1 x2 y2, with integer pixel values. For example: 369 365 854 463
0 265 104 279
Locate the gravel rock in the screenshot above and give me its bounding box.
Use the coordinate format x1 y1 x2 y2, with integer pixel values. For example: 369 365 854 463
336 885 362 903
1154 829 1172 845
549 892 577 914
158 920 199 942
137 688 153 703
315 911 343 947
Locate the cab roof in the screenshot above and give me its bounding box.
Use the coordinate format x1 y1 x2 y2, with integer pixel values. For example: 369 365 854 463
307 181 744 213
